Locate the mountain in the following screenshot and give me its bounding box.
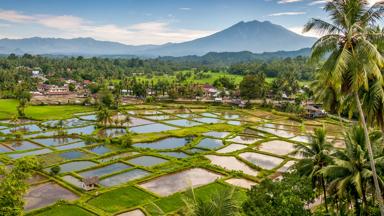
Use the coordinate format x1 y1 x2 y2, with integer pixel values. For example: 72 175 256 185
145 20 316 56
0 20 316 56
0 37 156 55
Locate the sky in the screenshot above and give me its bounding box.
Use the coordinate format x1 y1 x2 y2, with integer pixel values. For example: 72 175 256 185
0 0 381 45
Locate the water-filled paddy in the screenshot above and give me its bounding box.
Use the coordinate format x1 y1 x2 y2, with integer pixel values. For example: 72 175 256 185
2 124 41 134
255 126 297 138
129 123 177 133
290 135 311 143
99 128 127 137
59 150 87 160
45 161 97 173
239 152 284 170
222 113 240 119
24 182 79 211
225 178 256 189
257 140 296 156
62 175 83 188
23 131 56 138
139 168 223 196
205 155 258 176
100 169 151 187
78 163 131 178
227 136 259 144
133 137 188 150
55 141 87 150
26 174 47 185
187 148 207 153
78 114 97 121
0 105 346 214
9 148 52 159
196 138 223 150
127 156 168 167
203 131 230 138
145 115 173 120
4 140 41 151
217 144 247 153
277 160 296 173
33 137 81 146
261 123 301 131
66 125 96 135
176 113 197 118
164 119 201 127
88 145 114 155
42 118 89 128
0 144 12 152
127 117 154 127
194 117 222 124
98 152 139 163
200 112 218 118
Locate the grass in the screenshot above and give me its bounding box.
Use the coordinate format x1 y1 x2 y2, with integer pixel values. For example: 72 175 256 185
30 204 95 216
0 99 94 120
87 186 156 213
131 71 310 86
0 99 18 119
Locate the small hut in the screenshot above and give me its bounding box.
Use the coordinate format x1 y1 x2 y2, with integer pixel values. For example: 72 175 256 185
302 105 327 119
81 176 99 191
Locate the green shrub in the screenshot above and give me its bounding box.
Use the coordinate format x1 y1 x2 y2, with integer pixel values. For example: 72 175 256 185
50 165 61 175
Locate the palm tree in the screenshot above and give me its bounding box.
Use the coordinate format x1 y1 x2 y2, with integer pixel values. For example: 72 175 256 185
96 106 112 128
293 128 333 212
304 0 384 212
361 78 384 131
182 187 239 216
322 126 384 215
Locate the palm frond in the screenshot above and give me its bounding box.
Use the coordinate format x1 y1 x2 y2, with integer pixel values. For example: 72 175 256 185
304 18 342 35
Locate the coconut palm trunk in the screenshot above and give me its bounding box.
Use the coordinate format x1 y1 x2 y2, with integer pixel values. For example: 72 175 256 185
355 92 384 215
321 175 328 213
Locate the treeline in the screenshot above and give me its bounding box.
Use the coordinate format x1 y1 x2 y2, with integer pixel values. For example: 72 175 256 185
0 54 316 95
229 56 316 80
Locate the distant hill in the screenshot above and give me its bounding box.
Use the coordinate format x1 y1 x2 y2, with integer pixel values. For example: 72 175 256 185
158 48 311 66
0 37 155 55
0 20 316 57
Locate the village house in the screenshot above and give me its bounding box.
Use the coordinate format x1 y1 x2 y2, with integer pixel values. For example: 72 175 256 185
202 84 218 98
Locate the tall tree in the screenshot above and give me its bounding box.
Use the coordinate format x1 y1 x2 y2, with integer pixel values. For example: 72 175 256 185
304 0 384 212
239 73 266 102
322 126 384 215
96 106 112 128
293 128 333 212
14 83 31 117
0 156 40 216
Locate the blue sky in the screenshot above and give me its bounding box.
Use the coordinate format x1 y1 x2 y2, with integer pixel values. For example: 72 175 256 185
0 0 380 45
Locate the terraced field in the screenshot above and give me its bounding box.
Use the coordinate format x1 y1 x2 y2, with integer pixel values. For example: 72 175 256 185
0 104 344 215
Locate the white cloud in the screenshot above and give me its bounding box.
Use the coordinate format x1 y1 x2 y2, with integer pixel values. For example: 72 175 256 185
0 10 34 23
308 0 329 6
179 7 191 11
0 9 214 45
309 0 379 6
278 0 304 4
268 11 306 16
368 0 382 5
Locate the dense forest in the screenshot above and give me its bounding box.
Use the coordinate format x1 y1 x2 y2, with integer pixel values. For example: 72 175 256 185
0 53 317 90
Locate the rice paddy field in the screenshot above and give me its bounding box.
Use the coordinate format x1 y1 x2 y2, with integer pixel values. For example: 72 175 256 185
0 102 344 215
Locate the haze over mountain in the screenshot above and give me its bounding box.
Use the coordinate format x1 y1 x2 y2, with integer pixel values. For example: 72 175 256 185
0 20 316 57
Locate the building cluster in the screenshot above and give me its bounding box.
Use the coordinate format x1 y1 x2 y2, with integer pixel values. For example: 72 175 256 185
30 70 91 97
